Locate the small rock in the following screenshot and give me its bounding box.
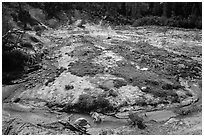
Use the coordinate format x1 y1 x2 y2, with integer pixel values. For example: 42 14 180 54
176 90 187 98
104 67 109 73
165 118 179 125
179 77 191 88
162 83 174 90
136 65 140 69
45 78 55 86
141 86 151 93
46 56 51 60
36 31 42 36
177 64 185 69
99 129 114 135
181 98 194 106
140 68 148 71
65 84 74 90
113 79 127 88
74 19 85 28
13 98 21 103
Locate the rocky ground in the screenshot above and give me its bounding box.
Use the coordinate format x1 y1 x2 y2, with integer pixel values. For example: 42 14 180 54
2 23 202 135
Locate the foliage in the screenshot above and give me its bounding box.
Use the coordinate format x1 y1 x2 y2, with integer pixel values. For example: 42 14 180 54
75 94 114 112
3 2 202 28
133 15 202 29
2 29 43 84
133 16 163 26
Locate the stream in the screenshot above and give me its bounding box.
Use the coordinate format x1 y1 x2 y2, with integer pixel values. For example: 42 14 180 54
2 24 202 135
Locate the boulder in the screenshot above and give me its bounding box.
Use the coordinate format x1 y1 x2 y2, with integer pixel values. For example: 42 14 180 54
113 79 127 88
128 110 146 129
73 118 90 129
99 80 114 91
107 89 118 97
90 112 102 123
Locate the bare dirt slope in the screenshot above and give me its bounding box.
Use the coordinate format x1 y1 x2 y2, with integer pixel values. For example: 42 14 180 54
2 23 202 135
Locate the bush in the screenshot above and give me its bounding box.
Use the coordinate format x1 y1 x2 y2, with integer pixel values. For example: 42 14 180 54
75 94 114 113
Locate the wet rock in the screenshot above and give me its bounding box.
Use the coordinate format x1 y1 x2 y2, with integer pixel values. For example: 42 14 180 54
128 110 146 129
90 112 102 123
107 89 118 97
99 80 114 91
73 118 90 130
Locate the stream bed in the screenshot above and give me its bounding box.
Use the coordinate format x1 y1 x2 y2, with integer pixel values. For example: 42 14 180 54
2 24 202 135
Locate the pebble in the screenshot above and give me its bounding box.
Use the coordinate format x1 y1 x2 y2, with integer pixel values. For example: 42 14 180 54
13 98 21 103
140 68 148 71
65 85 74 90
